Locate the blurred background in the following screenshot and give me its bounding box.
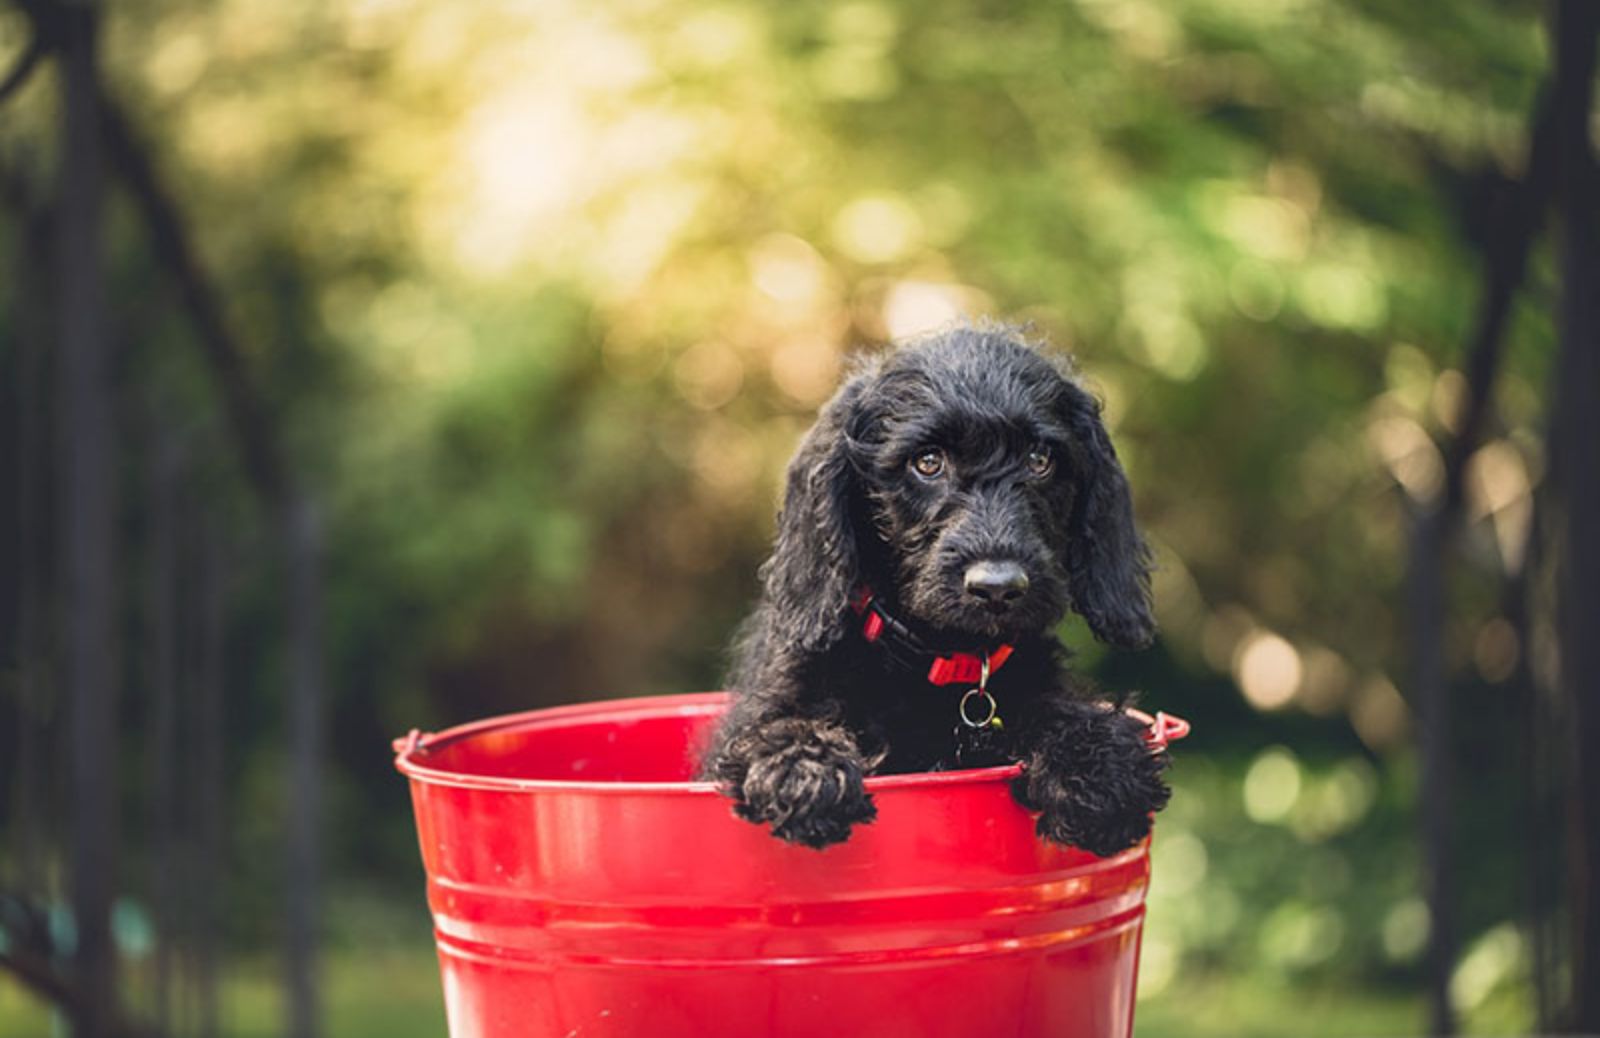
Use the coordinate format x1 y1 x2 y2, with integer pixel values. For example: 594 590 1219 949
2 0 1597 1035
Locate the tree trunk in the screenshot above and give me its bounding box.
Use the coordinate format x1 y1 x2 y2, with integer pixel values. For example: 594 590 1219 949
10 135 56 916
1408 76 1559 1038
1410 513 1454 1035
284 495 324 1038
56 1 118 1034
143 420 180 1035
196 518 225 1038
1552 0 1600 1024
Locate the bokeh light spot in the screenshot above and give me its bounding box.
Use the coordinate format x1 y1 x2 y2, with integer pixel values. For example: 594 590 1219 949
1295 645 1351 716
1382 898 1430 963
1350 675 1411 751
882 281 970 340
1384 343 1435 415
770 339 842 408
1290 758 1379 841
1450 924 1526 1014
1298 263 1386 331
1136 937 1177 999
1466 440 1530 518
1233 631 1302 710
1219 194 1310 261
1366 414 1444 503
832 195 923 264
1243 746 1302 823
1260 902 1345 969
674 341 745 411
750 234 831 305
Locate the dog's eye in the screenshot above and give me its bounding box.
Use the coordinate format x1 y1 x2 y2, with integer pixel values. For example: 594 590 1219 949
911 449 947 480
1027 446 1054 478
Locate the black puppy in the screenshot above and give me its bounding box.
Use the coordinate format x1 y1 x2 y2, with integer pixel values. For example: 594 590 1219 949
701 323 1169 855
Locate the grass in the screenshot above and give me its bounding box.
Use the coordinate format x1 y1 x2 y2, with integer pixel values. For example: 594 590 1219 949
1 944 1433 1038
1139 973 1422 1037
0 946 447 1038
0 976 53 1038
221 947 448 1038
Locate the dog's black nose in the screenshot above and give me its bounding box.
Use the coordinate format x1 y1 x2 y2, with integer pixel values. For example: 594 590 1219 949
963 560 1030 605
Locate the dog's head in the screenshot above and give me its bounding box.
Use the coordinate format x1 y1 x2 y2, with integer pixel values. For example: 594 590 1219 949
761 324 1154 653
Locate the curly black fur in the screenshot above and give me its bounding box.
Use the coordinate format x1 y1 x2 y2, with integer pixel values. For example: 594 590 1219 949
701 322 1170 852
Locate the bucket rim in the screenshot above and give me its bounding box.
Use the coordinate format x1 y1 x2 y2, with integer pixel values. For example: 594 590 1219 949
392 691 1026 795
393 691 1187 796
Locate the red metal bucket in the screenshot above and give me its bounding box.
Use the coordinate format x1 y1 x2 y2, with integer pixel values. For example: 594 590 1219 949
394 692 1188 1038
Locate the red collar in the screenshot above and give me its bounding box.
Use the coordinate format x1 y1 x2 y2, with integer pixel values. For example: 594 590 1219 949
848 586 1014 686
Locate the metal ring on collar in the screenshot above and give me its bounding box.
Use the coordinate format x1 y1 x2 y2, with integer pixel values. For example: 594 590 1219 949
959 688 998 728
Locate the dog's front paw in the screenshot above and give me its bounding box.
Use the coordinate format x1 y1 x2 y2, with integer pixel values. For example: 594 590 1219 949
1012 709 1171 857
732 720 877 849
1027 782 1160 857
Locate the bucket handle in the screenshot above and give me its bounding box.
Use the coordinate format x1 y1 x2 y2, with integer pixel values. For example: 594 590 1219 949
393 728 428 758
1126 708 1190 751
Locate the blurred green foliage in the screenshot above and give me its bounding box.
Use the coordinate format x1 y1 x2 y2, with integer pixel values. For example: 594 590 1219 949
0 0 1561 1032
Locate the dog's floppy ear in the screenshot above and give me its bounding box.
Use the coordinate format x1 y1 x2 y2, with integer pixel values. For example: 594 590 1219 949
759 373 872 653
1060 381 1155 649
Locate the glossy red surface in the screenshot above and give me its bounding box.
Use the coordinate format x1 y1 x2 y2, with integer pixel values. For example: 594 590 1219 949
396 693 1183 1038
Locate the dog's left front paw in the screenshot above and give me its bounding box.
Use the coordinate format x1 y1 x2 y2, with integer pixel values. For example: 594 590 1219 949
1027 783 1161 857
1012 709 1171 857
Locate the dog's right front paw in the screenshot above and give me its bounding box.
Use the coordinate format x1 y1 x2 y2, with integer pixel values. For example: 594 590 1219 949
733 722 877 849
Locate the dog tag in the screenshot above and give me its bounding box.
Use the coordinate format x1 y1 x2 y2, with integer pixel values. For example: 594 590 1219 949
953 717 1007 768
952 657 1006 768
953 703 1004 767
